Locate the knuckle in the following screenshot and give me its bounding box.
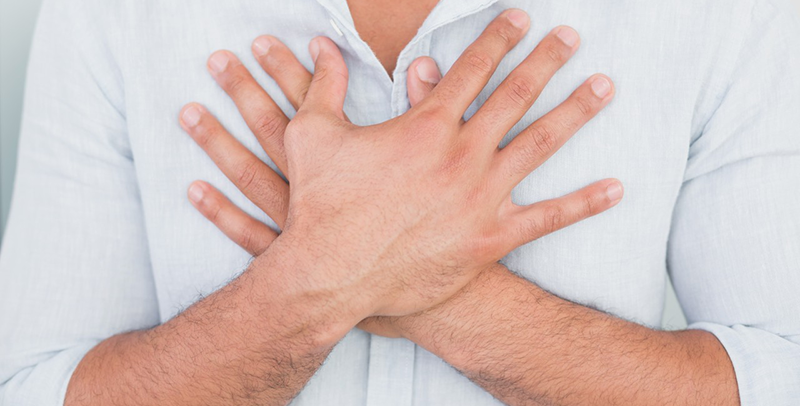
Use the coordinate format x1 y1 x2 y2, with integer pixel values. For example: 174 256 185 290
294 83 311 106
506 76 538 108
544 42 567 64
526 124 559 158
204 198 222 222
235 159 261 191
253 113 285 140
192 125 214 146
267 54 288 74
283 118 311 150
289 110 312 124
582 193 599 217
332 68 349 82
224 72 249 94
311 66 330 84
493 23 517 47
543 205 566 234
427 91 456 116
283 121 299 141
411 107 450 135
464 50 495 77
285 113 310 136
573 95 595 117
312 65 347 86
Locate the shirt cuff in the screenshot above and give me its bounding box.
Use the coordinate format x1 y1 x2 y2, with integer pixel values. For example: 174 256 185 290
1 342 97 406
689 322 800 406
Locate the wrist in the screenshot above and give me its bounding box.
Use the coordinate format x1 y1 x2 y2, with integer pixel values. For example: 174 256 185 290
249 230 373 349
393 264 515 365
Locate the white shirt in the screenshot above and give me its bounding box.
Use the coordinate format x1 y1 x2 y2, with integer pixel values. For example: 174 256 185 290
1 0 799 404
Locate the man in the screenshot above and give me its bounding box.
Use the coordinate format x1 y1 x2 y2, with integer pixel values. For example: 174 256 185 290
1 0 798 405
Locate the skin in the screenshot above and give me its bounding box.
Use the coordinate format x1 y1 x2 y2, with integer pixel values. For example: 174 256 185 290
346 0 439 76
65 11 624 405
182 8 741 406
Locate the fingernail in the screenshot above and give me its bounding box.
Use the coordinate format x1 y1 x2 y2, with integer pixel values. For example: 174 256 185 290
555 26 579 48
181 105 202 128
188 183 204 203
591 76 612 98
208 51 230 74
253 36 273 57
507 10 530 30
606 182 623 203
415 59 441 85
309 39 321 63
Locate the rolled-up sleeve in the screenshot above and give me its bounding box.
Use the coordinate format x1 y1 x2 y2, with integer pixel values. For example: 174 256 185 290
0 0 159 404
667 1 800 404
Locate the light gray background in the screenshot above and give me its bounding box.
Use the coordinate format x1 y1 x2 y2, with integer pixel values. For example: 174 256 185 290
3 0 800 329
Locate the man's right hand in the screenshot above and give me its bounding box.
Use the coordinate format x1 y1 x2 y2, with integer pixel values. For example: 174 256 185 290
182 9 622 322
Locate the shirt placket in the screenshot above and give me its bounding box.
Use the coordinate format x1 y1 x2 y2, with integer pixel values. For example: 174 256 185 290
313 2 498 405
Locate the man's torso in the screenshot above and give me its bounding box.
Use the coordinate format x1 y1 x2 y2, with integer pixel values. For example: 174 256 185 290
106 0 749 404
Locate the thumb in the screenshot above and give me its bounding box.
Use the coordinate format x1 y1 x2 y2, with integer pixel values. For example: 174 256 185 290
302 36 349 119
407 56 441 107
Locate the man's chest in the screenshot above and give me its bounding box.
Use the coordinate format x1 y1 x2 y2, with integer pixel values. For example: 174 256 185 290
119 1 702 324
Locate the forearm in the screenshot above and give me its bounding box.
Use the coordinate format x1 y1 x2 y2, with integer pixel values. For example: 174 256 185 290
396 264 739 405
65 236 354 406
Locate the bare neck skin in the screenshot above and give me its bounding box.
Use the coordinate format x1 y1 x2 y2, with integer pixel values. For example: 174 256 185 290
347 0 440 77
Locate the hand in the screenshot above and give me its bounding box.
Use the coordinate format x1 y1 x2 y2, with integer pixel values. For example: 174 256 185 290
180 31 440 254
181 9 621 321
181 32 442 336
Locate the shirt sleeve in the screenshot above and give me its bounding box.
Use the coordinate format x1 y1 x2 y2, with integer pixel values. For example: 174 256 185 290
667 1 800 404
0 0 160 404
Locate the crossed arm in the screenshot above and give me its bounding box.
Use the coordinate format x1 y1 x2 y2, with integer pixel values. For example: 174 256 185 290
71 12 742 406
5 4 798 406
176 32 739 402
364 265 738 405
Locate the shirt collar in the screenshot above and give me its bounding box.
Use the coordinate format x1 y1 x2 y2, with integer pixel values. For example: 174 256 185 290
315 0 499 43
417 0 499 39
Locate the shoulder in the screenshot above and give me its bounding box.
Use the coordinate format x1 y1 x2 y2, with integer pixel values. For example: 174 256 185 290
36 0 133 56
693 0 800 54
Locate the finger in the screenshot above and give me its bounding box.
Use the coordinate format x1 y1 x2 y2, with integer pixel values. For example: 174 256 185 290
407 57 469 128
407 57 441 107
252 36 313 112
356 317 402 338
500 178 623 251
301 37 348 118
494 74 615 190
207 50 289 174
188 180 277 256
468 26 580 146
180 103 290 228
425 9 530 120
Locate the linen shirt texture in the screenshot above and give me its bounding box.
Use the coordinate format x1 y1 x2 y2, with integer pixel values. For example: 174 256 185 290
1 0 799 405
